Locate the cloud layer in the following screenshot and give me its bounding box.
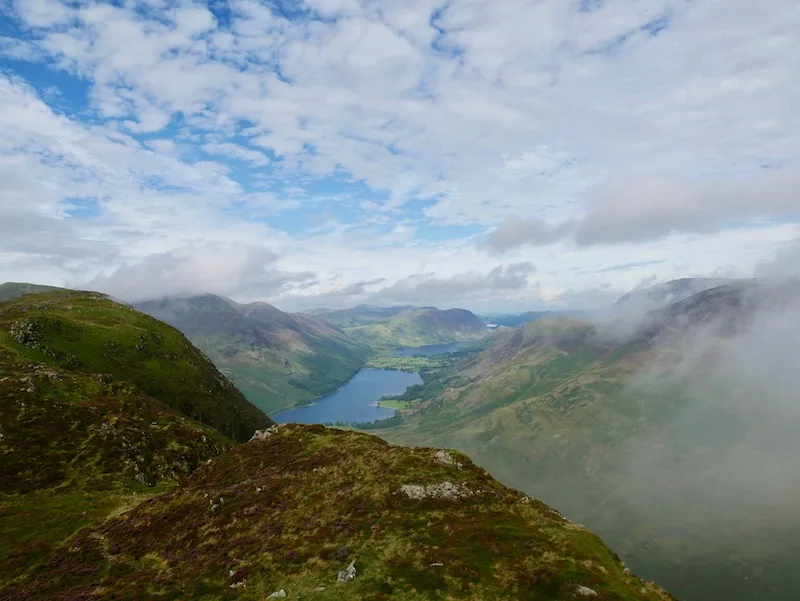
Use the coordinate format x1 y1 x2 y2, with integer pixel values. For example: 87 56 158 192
1 0 799 309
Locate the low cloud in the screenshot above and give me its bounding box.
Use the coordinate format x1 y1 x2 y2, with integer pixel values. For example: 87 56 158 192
489 171 800 250
374 262 536 304
85 245 315 303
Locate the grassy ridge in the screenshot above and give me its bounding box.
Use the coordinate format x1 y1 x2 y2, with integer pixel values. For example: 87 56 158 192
0 291 271 441
136 295 372 415
4 424 675 601
0 291 264 588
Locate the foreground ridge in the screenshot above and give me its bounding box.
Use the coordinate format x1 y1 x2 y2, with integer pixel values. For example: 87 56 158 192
6 424 674 600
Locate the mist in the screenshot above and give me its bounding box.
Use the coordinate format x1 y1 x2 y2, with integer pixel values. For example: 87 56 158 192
577 279 800 600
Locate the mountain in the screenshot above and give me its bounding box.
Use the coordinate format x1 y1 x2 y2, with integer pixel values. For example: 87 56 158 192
308 304 416 328
0 290 674 600
338 306 488 350
0 281 63 302
375 279 800 601
136 295 372 415
479 310 585 328
612 277 737 313
0 290 270 442
0 289 270 588
4 422 674 601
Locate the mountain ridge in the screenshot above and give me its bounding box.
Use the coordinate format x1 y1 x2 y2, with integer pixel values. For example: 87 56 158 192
0 288 675 601
135 294 372 415
375 279 800 601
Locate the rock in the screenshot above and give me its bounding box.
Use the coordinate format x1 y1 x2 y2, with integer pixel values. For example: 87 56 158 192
575 585 599 597
398 481 472 500
433 450 462 468
337 560 357 583
430 562 444 567
249 426 278 442
267 589 286 598
229 580 246 589
314 586 326 592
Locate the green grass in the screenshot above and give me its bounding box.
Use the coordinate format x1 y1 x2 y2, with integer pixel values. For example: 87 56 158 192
136 296 372 416
0 291 271 441
366 355 443 371
342 308 487 350
376 399 413 410
3 425 675 601
0 483 172 589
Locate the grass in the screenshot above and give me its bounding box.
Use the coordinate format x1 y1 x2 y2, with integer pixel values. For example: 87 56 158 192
0 291 271 441
365 355 444 371
376 399 413 410
343 308 487 350
3 425 675 601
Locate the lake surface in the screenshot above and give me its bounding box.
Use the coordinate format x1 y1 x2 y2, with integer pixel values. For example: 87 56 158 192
273 368 422 424
393 342 466 356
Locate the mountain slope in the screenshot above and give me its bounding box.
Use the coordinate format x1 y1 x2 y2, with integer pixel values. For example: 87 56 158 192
0 281 63 302
0 290 271 589
136 295 372 415
309 304 416 328
4 423 674 601
342 307 488 349
0 290 270 442
376 280 800 601
612 277 737 313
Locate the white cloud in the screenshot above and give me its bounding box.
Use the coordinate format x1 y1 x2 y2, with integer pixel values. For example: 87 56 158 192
1 0 799 310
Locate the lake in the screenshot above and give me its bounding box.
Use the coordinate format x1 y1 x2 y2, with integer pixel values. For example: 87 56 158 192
393 342 466 356
273 368 422 425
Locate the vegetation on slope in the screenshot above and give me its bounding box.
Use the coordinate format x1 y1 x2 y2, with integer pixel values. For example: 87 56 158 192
0 291 269 589
136 294 372 415
375 282 800 601
342 307 488 350
0 281 63 302
4 424 674 601
0 291 271 442
308 305 415 328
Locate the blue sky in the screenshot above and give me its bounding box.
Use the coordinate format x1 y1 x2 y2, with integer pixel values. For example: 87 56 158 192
0 0 799 311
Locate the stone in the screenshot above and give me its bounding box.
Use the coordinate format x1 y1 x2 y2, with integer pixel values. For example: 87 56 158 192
249 426 278 442
575 585 599 597
267 589 286 598
398 481 472 500
433 450 462 468
337 560 357 583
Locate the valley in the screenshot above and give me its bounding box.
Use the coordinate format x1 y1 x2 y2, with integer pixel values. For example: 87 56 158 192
371 280 800 601
0 289 673 601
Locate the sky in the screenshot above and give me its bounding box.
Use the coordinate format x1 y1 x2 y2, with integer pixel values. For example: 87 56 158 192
0 0 799 312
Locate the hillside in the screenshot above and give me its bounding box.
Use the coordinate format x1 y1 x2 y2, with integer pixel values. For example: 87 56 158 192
309 304 416 328
0 281 63 302
3 423 674 601
0 291 270 442
136 295 372 415
0 292 674 600
479 310 584 328
341 307 488 350
0 290 271 589
376 279 800 601
612 277 737 313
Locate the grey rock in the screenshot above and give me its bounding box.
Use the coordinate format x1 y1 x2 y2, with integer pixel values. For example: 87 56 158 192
337 560 357 583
